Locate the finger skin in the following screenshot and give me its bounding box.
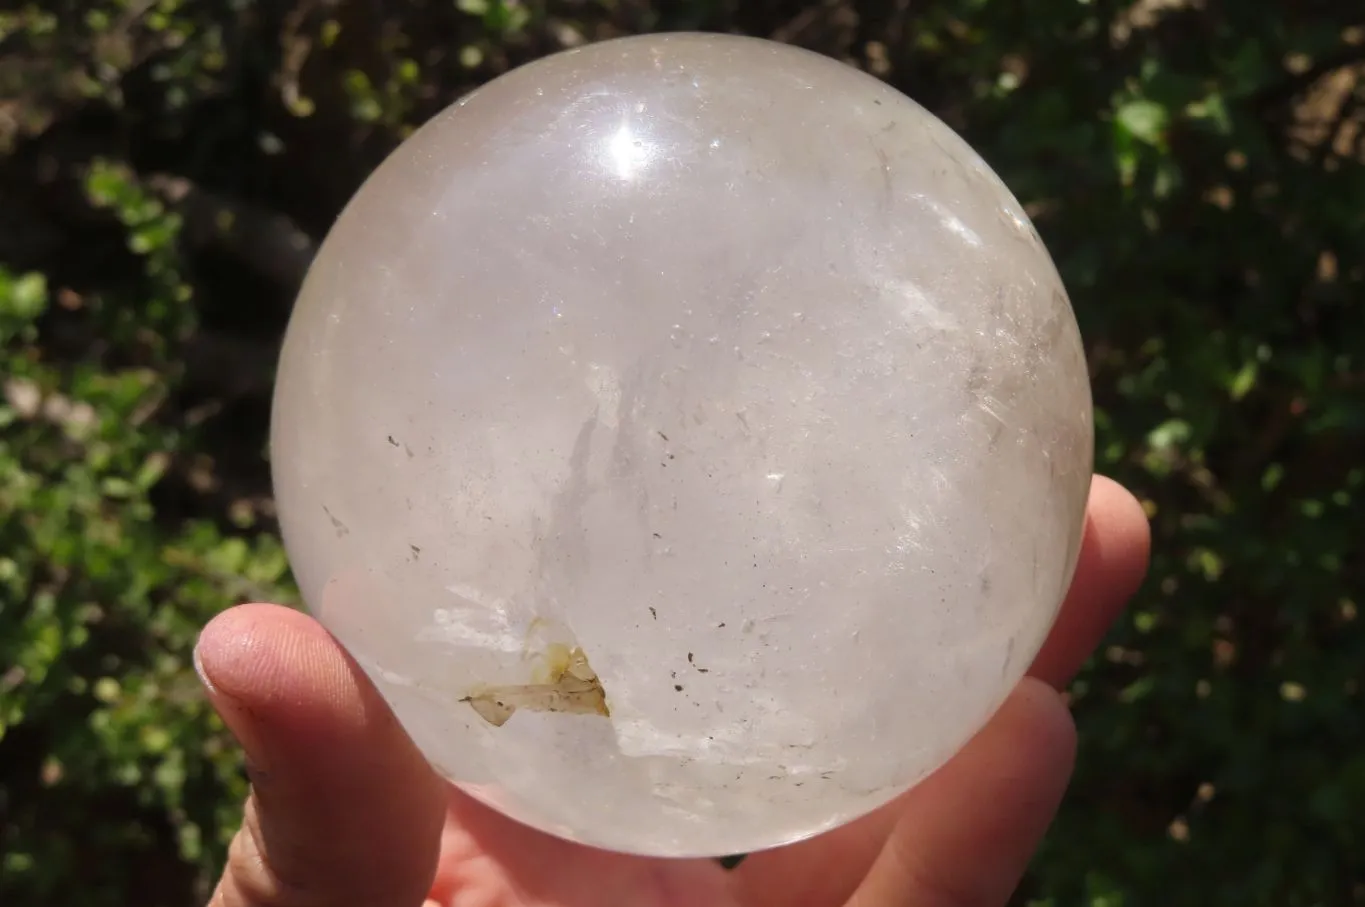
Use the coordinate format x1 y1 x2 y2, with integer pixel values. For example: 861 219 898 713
844 679 1077 907
199 476 1150 907
732 474 1150 907
1028 475 1151 689
196 603 447 907
427 790 738 907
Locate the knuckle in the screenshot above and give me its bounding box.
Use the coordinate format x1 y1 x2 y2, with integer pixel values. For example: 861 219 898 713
213 796 329 907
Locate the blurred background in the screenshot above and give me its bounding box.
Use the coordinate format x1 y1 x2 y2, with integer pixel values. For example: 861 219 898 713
0 1 1361 905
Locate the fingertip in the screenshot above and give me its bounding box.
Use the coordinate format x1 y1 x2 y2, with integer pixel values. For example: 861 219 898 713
1028 476 1152 690
195 603 318 700
196 602 379 744
1088 474 1152 595
925 678 1077 808
1007 677 1078 771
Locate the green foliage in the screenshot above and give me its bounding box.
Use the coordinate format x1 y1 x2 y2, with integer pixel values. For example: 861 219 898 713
1 2 1361 905
0 161 290 905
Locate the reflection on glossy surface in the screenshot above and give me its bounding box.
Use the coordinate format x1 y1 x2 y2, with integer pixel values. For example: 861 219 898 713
604 123 655 181
271 32 1093 857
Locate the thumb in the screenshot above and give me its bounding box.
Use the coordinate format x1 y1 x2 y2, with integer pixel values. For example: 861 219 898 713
195 603 447 907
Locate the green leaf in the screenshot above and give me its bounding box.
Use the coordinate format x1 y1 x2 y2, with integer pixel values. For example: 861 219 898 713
1228 360 1258 400
7 272 49 320
1115 99 1170 146
1147 418 1191 452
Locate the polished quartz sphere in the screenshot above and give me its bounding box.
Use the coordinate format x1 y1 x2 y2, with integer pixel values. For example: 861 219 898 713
270 32 1093 857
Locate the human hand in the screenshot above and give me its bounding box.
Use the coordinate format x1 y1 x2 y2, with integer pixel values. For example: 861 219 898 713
195 475 1149 907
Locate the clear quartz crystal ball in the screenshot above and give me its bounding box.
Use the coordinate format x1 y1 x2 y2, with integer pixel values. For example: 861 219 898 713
270 32 1093 857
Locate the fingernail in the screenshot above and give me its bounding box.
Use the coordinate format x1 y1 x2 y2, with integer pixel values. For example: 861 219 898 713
194 637 273 780
192 641 219 696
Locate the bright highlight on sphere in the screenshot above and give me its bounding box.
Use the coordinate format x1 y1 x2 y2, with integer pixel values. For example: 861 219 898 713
270 33 1093 858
